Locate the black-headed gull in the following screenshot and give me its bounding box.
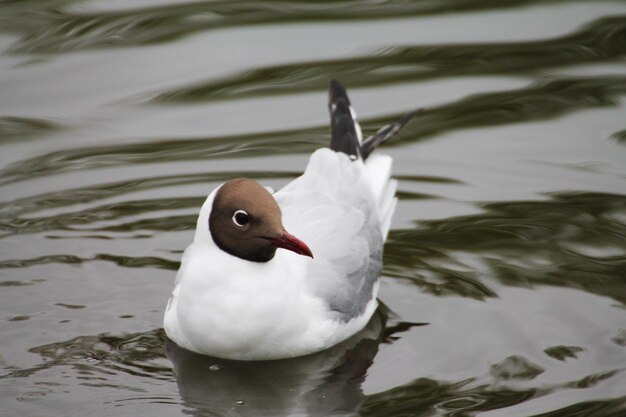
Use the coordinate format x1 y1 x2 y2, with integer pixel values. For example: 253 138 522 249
164 80 414 360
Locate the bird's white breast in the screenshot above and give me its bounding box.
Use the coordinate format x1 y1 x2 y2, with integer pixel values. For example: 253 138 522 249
164 240 377 360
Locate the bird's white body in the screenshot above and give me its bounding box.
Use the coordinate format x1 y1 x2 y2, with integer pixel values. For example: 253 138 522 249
164 237 379 360
164 148 396 360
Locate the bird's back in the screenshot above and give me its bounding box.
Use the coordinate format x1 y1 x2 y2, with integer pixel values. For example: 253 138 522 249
274 81 398 321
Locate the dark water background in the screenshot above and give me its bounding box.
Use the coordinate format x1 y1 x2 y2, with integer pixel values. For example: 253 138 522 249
1 1 626 416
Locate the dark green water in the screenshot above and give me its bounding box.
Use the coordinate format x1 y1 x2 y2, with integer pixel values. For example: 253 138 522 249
1 1 626 416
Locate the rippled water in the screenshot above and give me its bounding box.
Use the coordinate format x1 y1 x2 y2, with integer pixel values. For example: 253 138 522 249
1 1 626 416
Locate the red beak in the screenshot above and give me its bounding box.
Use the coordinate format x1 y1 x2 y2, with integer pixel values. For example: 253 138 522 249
266 229 313 258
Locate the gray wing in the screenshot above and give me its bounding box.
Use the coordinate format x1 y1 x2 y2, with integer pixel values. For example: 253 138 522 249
275 149 383 322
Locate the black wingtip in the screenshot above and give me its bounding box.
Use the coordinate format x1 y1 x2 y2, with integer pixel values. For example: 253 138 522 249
329 79 350 109
361 108 422 159
328 80 361 159
328 80 419 160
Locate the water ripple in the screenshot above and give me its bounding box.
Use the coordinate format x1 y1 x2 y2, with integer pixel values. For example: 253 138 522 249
0 171 296 217
0 197 201 237
2 0 575 53
0 253 180 271
2 75 625 186
0 129 322 185
4 329 172 380
0 116 63 140
360 377 540 417
385 192 626 303
153 16 626 102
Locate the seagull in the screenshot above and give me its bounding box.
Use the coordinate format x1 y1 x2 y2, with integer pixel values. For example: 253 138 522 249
164 80 415 360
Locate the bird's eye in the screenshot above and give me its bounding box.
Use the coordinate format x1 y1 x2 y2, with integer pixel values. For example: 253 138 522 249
232 210 249 227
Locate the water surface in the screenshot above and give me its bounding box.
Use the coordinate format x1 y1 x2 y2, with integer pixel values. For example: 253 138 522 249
1 1 626 416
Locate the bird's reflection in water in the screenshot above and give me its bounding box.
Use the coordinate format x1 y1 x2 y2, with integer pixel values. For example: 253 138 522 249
166 309 388 417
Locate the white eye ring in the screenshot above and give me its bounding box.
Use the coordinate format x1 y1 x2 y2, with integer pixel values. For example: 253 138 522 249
232 210 249 227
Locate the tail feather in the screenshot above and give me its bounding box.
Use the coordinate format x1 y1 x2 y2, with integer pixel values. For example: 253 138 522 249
365 154 397 240
328 80 416 240
329 79 362 159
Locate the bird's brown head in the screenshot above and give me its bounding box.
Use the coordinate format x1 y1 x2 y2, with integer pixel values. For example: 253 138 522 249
209 178 313 262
